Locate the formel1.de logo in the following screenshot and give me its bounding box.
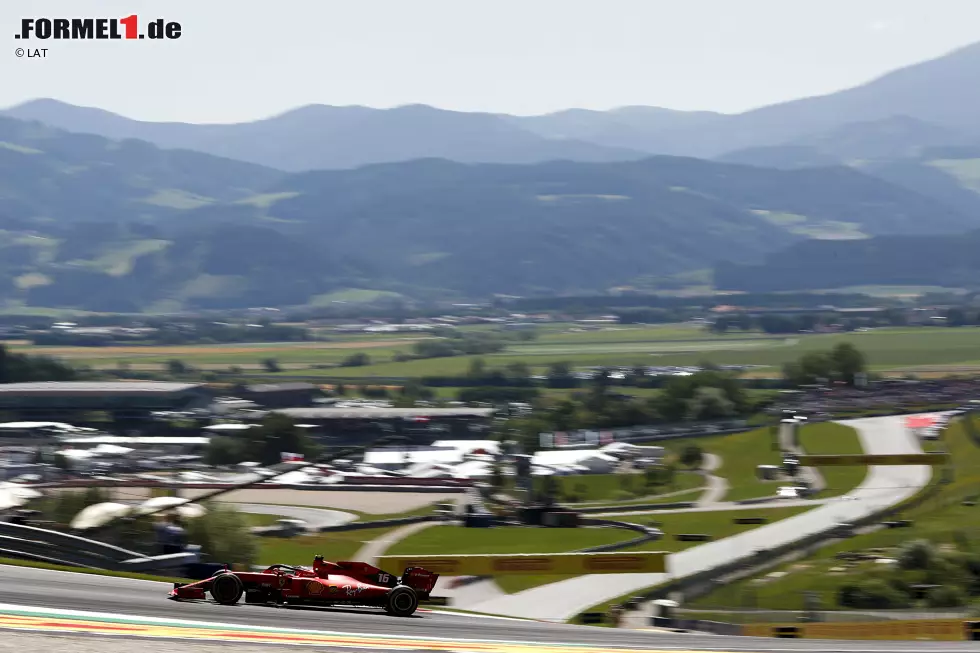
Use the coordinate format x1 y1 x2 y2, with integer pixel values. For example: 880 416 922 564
16 16 182 41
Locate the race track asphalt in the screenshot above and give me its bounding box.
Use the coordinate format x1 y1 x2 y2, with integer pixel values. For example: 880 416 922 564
0 564 977 652
230 503 357 530
465 414 936 620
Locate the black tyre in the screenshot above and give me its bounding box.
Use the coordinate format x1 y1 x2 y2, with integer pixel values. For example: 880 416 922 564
210 572 244 605
384 585 418 617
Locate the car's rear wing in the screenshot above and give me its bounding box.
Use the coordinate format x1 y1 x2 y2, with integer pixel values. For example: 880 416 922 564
400 566 439 598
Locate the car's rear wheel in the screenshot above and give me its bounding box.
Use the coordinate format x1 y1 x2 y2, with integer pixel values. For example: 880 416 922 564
210 572 244 605
384 585 418 617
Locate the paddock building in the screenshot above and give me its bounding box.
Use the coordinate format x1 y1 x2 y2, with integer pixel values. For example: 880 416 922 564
0 382 213 424
269 406 496 444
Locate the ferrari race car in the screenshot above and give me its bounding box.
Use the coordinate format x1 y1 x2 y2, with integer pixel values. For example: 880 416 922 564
169 555 439 617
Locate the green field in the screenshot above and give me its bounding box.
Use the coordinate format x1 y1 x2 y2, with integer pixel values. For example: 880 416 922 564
241 513 281 528
534 469 705 504
387 505 815 595
387 524 636 593
796 423 867 498
658 427 780 502
256 526 396 566
14 325 980 378
653 423 862 502
686 417 980 613
624 505 816 553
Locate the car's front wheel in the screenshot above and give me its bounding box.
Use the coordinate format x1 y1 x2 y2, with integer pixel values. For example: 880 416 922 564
210 572 244 605
384 585 418 617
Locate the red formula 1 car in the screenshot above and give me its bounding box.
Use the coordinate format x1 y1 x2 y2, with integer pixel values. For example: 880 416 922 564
169 555 439 617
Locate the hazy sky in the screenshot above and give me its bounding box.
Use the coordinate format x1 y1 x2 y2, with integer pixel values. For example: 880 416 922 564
4 0 980 123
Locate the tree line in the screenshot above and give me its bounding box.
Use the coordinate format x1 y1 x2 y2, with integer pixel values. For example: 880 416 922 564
500 368 770 452
0 344 78 383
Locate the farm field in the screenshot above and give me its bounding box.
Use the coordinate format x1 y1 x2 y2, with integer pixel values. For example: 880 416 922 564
9 325 980 379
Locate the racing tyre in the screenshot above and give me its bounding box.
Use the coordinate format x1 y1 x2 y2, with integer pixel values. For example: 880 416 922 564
210 572 244 605
384 585 418 617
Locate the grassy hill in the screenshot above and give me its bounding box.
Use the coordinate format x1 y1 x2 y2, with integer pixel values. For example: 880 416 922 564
0 116 975 311
714 229 980 293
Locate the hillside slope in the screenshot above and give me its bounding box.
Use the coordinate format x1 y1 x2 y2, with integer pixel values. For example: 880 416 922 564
0 115 972 311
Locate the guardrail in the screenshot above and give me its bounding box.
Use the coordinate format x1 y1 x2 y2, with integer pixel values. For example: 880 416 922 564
0 522 198 573
742 619 970 641
441 516 662 590
574 501 697 514
376 551 668 576
251 514 447 538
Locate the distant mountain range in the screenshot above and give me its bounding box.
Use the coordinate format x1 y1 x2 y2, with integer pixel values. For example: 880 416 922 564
6 41 980 170
0 114 971 312
5 40 980 311
715 230 980 293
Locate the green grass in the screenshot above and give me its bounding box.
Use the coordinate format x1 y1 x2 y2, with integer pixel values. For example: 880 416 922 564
86 239 170 276
654 423 863 502
577 488 705 510
310 289 407 304
242 513 282 527
929 159 980 192
235 192 301 208
387 524 638 593
624 505 816 553
658 427 780 502
686 417 980 613
534 470 705 504
568 505 821 623
797 422 867 497
271 326 980 378
13 324 980 378
257 526 396 566
141 189 214 209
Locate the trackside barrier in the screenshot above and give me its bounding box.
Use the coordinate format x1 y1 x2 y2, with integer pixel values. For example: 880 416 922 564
255 514 447 538
375 552 668 576
420 596 451 606
578 612 605 625
742 619 967 641
966 621 980 641
0 522 198 572
733 517 767 525
575 501 696 514
443 518 663 589
794 453 950 466
674 534 711 542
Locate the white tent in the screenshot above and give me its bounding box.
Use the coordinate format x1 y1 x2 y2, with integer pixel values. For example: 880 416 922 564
430 440 500 456
137 496 207 519
532 449 618 474
0 482 41 501
92 444 134 456
452 460 492 479
0 490 26 511
70 502 132 530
